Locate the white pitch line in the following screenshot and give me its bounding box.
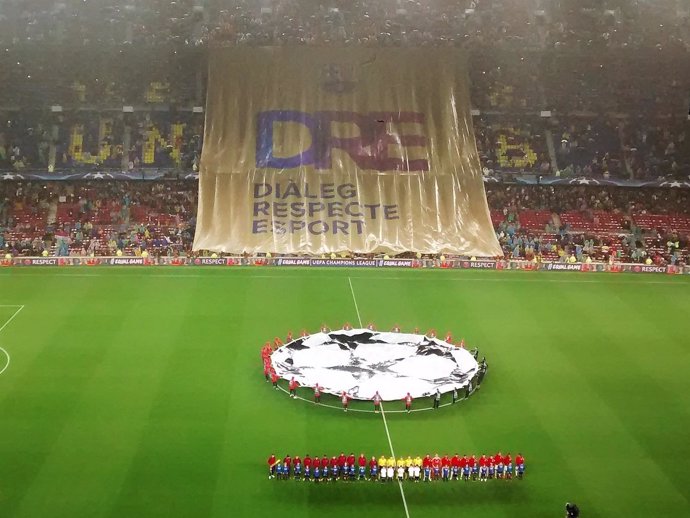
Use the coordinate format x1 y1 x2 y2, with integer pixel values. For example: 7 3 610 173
381 402 411 518
0 305 24 376
0 347 10 376
348 278 410 518
348 276 363 328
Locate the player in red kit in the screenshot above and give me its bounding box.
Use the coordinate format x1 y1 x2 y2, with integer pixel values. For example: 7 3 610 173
314 383 322 403
263 361 271 382
444 331 453 343
347 453 355 467
391 324 401 332
431 454 441 480
304 454 312 480
373 391 382 412
270 369 279 389
451 453 461 480
369 456 378 480
320 455 329 480
286 330 293 342
343 322 353 330
404 392 413 413
329 456 338 481
479 454 488 468
441 454 451 481
493 452 503 467
469 454 478 480
341 391 350 412
300 329 308 337
283 455 292 478
267 454 277 479
288 377 298 398
515 453 525 479
502 453 512 479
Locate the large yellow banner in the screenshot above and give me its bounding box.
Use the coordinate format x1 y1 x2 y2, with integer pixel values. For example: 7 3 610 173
194 47 502 256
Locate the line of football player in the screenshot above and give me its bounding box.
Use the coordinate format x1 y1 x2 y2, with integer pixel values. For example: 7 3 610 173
267 452 526 481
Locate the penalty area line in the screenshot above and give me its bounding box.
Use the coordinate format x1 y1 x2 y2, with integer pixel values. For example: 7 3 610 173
347 278 410 518
0 305 25 376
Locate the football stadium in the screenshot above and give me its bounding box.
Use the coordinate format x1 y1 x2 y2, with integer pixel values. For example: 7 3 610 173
1 2 690 518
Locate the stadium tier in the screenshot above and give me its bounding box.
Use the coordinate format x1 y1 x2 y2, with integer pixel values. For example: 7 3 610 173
1 181 688 265
1 3 690 518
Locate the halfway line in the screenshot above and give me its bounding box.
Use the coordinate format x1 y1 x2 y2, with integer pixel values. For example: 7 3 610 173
348 279 410 518
348 276 363 328
381 402 411 518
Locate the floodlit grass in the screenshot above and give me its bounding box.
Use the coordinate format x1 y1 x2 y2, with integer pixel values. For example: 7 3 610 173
1 268 689 518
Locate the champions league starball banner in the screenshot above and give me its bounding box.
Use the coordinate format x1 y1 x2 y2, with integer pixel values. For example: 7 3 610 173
270 330 479 401
193 48 502 256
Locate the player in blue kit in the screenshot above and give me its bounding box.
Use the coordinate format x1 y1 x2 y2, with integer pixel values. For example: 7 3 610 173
349 463 356 480
370 463 378 480
452 464 459 480
275 463 284 480
423 465 431 482
294 461 302 480
358 464 366 480
516 454 525 479
304 463 311 481
313 465 321 483
497 462 505 479
471 462 479 481
505 462 513 479
480 464 488 481
331 463 338 481
442 464 450 481
462 464 470 480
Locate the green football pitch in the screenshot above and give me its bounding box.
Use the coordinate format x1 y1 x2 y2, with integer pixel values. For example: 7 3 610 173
1 268 689 518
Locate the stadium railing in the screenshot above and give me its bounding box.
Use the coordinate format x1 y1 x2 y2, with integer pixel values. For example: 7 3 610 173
1 256 685 275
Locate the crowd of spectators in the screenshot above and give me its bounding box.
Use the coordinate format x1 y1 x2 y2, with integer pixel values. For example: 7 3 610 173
552 118 625 178
622 122 690 180
0 112 203 171
474 118 550 174
1 1 687 50
1 181 688 266
0 180 196 257
487 184 690 264
0 1 688 263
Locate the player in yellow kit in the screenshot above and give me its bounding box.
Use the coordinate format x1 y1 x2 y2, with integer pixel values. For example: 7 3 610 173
413 456 423 482
386 456 396 481
378 455 388 481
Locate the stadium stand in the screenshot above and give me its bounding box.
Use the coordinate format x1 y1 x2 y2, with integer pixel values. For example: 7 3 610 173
0 0 688 265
